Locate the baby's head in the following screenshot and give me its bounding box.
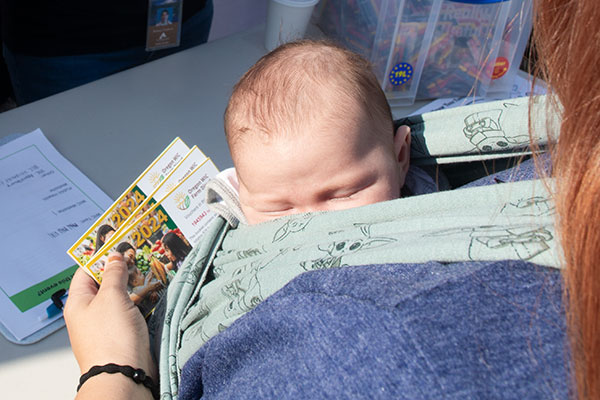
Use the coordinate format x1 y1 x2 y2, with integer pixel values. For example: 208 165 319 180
225 40 411 224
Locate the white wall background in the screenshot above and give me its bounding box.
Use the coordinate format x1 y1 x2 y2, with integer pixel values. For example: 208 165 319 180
208 0 268 41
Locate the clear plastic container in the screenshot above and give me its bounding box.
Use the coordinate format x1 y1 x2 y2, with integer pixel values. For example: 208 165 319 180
315 0 384 57
486 0 533 96
370 0 443 106
315 0 531 104
316 0 443 105
416 0 512 99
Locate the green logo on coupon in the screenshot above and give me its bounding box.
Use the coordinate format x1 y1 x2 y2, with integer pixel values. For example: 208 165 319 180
174 192 191 211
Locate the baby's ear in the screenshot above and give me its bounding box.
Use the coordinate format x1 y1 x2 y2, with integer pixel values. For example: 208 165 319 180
394 125 411 183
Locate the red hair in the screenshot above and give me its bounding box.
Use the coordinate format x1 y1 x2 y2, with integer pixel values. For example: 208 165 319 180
534 0 600 398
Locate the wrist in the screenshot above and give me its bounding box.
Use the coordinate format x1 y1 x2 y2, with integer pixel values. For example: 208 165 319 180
79 357 156 379
77 347 156 379
77 364 158 400
76 371 155 400
78 356 155 379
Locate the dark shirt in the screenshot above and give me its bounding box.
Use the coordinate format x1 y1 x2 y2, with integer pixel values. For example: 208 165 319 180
1 0 207 56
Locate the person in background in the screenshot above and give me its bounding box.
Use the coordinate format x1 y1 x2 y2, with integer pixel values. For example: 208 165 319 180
161 231 192 272
156 9 173 26
0 0 213 105
93 224 115 254
0 22 15 111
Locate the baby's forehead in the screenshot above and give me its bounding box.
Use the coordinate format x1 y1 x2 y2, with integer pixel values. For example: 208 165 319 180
232 117 374 154
245 94 374 136
234 128 392 183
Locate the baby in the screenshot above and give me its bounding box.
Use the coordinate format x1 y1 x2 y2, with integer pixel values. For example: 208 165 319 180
207 40 435 225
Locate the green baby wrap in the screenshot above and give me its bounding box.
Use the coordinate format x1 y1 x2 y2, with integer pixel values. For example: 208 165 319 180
160 179 559 397
158 95 561 398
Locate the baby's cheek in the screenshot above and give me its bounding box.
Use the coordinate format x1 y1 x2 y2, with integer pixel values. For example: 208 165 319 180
240 205 260 225
383 177 402 200
362 185 400 206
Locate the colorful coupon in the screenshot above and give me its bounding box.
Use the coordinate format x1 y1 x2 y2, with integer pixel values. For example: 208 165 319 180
67 137 189 269
93 145 208 257
83 157 219 318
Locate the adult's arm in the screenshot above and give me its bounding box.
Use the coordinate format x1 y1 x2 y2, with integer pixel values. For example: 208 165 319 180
64 253 156 400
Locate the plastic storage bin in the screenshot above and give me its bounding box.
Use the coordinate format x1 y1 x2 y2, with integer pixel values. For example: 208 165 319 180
315 0 442 105
370 0 442 105
416 0 512 99
486 0 533 96
315 0 532 104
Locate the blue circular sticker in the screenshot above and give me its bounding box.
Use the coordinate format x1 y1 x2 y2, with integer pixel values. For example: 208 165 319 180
389 63 414 86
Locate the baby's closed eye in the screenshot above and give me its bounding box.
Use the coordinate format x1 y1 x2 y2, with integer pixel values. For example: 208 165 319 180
327 183 372 202
261 207 294 215
328 193 357 201
253 202 295 215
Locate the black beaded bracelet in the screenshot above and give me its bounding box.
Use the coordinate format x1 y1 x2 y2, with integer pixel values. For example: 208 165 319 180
77 363 159 399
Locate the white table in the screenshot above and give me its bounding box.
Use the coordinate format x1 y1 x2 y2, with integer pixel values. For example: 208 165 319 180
0 27 271 200
0 24 425 397
0 24 271 399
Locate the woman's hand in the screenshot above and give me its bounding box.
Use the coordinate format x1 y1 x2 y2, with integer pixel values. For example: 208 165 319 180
64 253 156 379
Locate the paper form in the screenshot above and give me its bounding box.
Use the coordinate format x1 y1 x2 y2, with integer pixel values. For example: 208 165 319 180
0 129 112 340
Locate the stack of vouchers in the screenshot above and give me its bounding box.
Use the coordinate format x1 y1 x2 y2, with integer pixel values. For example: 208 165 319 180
68 138 219 318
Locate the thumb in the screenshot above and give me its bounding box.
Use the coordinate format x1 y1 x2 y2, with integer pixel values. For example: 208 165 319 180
99 252 129 293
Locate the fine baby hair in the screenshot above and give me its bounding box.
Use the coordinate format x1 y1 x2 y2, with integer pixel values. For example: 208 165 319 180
224 40 395 159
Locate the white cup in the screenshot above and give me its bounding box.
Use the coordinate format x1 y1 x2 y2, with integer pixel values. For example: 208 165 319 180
265 0 320 51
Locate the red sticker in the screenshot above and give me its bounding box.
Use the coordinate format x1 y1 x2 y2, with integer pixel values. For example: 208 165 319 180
492 57 509 80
